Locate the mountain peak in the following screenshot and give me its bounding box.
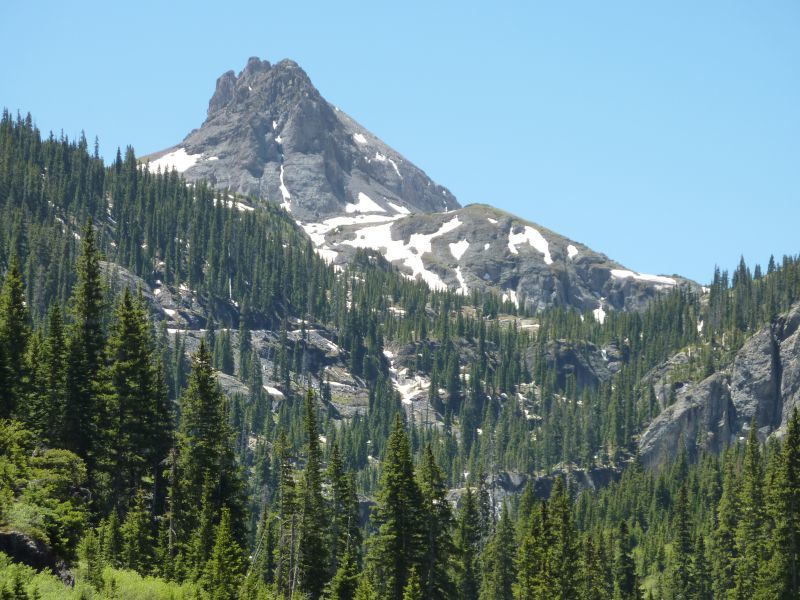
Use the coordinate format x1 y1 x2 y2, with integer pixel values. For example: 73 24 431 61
147 57 456 221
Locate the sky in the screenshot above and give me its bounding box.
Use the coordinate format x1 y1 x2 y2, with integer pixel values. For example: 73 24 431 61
2 1 798 284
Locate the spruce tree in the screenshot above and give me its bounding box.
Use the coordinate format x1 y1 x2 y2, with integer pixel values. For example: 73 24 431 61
670 484 693 600
64 219 106 469
298 389 329 599
733 424 766 599
548 477 579 598
480 503 515 600
613 520 639 600
456 486 481 600
0 255 31 418
764 408 800 598
417 444 455 600
202 507 246 600
367 414 423 600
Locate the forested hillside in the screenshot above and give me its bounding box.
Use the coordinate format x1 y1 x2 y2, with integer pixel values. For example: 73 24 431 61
1 111 799 598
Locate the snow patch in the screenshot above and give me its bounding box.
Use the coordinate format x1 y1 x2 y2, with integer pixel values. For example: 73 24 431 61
567 244 579 259
353 133 367 144
508 226 553 264
343 217 463 291
449 239 469 261
374 152 387 162
346 192 385 214
487 217 498 224
593 302 607 324
263 385 285 399
147 148 202 173
502 289 519 309
275 136 283 144
484 243 490 250
388 202 410 215
388 158 402 178
610 269 676 286
279 165 291 211
455 267 469 295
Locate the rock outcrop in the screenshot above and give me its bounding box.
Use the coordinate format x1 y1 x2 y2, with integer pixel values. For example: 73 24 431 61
144 57 696 315
144 58 455 223
639 301 800 468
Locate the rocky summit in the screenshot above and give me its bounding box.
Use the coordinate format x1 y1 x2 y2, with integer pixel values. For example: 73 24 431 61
144 57 456 223
145 57 695 314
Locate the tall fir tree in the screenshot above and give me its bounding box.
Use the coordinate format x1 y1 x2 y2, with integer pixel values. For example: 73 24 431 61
64 219 106 472
367 414 423 600
733 423 766 599
298 389 329 599
0 255 31 418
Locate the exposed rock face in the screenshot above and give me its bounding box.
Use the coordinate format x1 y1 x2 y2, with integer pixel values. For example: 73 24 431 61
145 57 695 314
639 301 800 468
527 339 622 392
323 203 696 313
144 58 455 222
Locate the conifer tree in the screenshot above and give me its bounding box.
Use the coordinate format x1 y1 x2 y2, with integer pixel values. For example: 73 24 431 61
402 568 423 600
367 414 423 600
733 424 766 599
417 444 455 599
26 306 67 444
711 450 739 598
548 477 578 598
327 443 361 576
275 432 299 599
456 486 481 600
120 489 153 573
613 520 639 600
480 503 515 600
298 389 329 599
670 484 693 600
202 507 246 600
764 408 800 598
64 219 106 469
0 255 31 418
177 340 244 549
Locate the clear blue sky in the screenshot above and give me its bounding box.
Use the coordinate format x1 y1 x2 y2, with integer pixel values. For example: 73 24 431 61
2 1 798 284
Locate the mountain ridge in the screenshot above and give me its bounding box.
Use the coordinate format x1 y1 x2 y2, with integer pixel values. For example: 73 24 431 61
144 56 697 314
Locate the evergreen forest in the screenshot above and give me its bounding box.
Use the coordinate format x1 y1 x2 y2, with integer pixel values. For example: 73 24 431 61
0 111 799 598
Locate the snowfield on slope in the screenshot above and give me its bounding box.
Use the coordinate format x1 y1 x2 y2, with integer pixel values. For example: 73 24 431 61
147 148 203 173
508 225 553 264
343 217 463 290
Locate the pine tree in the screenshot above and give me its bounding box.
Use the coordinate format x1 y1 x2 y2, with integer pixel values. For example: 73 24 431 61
367 414 423 600
0 255 31 418
26 306 67 444
327 443 361 576
202 507 246 600
120 489 153 573
764 408 800 598
100 288 168 510
580 534 611 600
711 450 739 598
548 477 579 598
64 219 106 470
275 432 299 599
456 486 481 600
402 568 423 600
480 503 515 600
417 444 455 599
613 520 639 600
733 424 766 599
177 340 244 551
670 484 693 600
298 389 329 599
